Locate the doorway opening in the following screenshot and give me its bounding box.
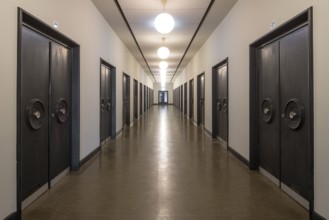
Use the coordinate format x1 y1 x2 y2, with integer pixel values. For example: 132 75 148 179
133 79 138 120
17 8 80 215
140 83 143 115
158 91 168 104
100 59 116 146
184 83 187 115
123 73 130 128
189 79 194 119
250 8 313 213
197 73 205 126
212 58 229 148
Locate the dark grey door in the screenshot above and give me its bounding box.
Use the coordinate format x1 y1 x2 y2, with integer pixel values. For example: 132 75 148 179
215 63 228 143
140 83 143 115
258 26 310 202
180 86 183 112
133 80 138 120
144 85 147 112
184 83 187 115
49 42 71 181
159 91 168 104
280 26 310 200
258 41 280 179
197 74 205 126
100 65 111 143
123 74 130 127
147 87 149 109
100 66 106 142
189 79 194 119
21 27 49 201
21 27 72 202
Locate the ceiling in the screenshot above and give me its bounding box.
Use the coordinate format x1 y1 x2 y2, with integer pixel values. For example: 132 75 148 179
91 0 238 83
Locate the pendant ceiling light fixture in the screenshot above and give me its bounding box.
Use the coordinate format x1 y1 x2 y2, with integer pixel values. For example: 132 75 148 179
154 0 175 34
157 38 170 59
159 61 168 70
160 69 167 75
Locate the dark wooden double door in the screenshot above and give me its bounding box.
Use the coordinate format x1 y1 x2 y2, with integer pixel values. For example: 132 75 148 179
100 65 112 143
189 79 194 119
213 62 228 144
258 25 310 207
123 74 130 127
133 80 138 120
158 91 168 104
20 27 71 206
197 74 205 126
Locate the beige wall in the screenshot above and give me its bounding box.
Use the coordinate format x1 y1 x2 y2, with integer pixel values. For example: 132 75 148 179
0 0 153 218
173 0 329 218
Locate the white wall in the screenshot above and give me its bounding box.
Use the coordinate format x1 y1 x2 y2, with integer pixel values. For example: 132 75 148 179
173 0 329 218
0 0 153 218
153 83 173 104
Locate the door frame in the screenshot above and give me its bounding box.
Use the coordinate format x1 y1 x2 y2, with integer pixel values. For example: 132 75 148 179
17 8 80 217
99 58 117 145
212 58 229 145
249 8 313 214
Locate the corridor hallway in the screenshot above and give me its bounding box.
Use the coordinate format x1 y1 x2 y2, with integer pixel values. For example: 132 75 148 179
23 106 308 220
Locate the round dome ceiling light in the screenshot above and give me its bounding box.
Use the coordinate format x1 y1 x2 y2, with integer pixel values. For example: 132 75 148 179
154 12 175 34
157 46 170 59
159 61 168 70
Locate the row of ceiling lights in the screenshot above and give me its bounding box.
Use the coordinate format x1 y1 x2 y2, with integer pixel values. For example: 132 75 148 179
154 0 175 87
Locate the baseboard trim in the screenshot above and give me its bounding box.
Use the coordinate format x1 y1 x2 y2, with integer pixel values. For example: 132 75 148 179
116 128 123 137
204 128 212 136
22 183 48 210
313 212 327 220
79 146 100 167
4 212 18 220
228 146 250 167
50 168 70 187
101 136 112 146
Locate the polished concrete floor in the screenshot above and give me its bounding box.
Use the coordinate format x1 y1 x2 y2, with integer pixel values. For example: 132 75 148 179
23 105 308 220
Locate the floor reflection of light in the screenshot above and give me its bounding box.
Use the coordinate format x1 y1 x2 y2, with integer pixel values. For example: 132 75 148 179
159 109 168 169
158 107 170 215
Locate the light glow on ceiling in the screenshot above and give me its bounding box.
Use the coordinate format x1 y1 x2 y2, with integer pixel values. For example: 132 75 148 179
160 69 167 75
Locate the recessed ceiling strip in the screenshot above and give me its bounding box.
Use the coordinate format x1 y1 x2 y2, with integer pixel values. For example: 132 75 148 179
114 0 157 82
170 0 215 83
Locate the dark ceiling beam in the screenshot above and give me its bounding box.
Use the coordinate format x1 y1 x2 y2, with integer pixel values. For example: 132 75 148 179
114 0 157 83
170 0 215 83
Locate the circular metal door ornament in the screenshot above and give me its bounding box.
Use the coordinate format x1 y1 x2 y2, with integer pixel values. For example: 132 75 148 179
261 98 275 123
26 98 46 130
223 97 228 113
55 98 69 123
284 98 304 130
